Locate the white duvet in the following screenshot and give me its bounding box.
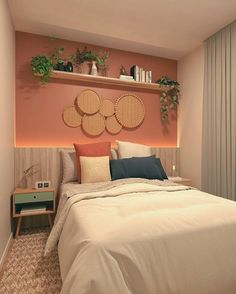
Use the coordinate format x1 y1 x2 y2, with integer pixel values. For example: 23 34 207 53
45 179 236 294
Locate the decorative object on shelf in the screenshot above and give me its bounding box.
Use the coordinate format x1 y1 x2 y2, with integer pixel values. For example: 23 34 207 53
82 113 105 136
120 66 128 76
76 89 101 114
115 94 145 128
62 106 82 127
76 47 109 75
96 51 109 76
65 61 73 72
90 61 98 76
156 76 180 121
99 99 115 117
62 90 145 136
106 115 122 134
76 47 97 74
31 55 54 84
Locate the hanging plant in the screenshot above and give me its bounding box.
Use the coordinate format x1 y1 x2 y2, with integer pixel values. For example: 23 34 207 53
156 76 180 121
31 55 54 84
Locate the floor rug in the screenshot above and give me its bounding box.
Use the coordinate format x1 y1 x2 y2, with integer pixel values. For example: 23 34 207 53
0 228 62 294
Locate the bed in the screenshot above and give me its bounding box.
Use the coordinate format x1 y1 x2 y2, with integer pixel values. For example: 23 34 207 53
45 178 236 294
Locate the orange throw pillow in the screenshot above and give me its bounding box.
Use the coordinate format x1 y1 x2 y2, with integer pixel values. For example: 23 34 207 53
74 142 112 183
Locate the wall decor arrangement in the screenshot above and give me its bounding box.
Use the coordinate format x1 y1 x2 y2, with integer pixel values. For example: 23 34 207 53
62 90 145 136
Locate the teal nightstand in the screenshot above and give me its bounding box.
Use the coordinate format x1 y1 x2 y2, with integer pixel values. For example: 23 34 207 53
13 188 55 238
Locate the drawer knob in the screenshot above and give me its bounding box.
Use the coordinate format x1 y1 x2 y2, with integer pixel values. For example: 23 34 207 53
33 196 36 199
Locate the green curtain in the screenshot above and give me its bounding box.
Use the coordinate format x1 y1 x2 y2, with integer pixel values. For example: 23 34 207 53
202 21 236 200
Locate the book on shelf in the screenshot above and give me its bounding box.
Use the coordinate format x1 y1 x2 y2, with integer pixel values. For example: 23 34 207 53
130 66 152 83
146 70 152 83
20 205 47 214
130 65 140 82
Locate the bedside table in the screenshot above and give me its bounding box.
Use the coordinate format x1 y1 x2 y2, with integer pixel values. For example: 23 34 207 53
168 177 192 186
13 188 55 238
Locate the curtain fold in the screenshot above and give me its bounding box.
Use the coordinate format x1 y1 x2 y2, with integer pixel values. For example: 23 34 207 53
202 21 236 200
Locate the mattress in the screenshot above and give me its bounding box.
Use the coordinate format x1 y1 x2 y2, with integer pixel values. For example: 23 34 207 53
46 178 236 294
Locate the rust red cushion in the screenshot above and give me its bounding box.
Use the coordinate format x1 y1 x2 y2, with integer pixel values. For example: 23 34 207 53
74 142 112 183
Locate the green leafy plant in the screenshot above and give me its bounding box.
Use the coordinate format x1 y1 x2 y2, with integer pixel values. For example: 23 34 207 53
76 47 97 64
51 46 65 70
156 76 180 121
96 51 109 75
31 55 54 84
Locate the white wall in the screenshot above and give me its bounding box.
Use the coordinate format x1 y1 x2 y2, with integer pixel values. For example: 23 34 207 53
0 0 15 264
177 46 204 189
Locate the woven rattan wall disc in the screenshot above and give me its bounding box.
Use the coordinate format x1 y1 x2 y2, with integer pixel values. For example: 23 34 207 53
82 113 105 136
99 99 115 117
115 94 145 128
62 106 82 128
76 89 100 114
106 115 122 134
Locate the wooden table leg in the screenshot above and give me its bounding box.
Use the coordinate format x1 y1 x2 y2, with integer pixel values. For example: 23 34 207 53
15 217 22 238
48 214 53 228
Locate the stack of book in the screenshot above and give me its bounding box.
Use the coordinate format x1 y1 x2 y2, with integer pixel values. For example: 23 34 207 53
20 205 47 214
130 65 152 83
119 75 134 81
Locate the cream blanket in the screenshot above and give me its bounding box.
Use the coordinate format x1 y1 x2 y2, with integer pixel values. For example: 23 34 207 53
46 179 236 294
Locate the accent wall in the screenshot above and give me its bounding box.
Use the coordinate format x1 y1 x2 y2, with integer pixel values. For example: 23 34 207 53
16 32 177 147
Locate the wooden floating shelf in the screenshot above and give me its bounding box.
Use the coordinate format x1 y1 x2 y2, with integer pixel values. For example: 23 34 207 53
38 70 174 92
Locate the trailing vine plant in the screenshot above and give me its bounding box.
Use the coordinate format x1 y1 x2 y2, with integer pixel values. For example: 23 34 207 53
156 76 180 121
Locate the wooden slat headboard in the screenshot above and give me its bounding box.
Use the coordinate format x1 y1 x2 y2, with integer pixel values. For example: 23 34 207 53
15 147 180 193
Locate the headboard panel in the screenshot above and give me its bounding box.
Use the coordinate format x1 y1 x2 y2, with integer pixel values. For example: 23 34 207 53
15 147 180 193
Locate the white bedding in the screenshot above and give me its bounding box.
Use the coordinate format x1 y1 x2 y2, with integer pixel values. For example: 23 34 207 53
46 179 236 294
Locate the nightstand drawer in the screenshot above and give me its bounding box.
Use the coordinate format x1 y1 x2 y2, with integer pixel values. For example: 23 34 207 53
15 192 54 204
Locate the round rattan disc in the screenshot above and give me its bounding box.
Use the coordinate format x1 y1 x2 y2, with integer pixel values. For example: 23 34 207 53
105 115 122 134
76 89 100 114
99 99 115 117
62 106 82 128
82 113 105 136
115 94 145 128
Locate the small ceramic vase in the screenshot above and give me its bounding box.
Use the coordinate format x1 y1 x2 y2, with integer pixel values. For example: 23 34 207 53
90 61 98 76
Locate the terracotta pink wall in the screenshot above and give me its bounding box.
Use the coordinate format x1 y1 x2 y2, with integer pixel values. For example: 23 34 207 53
16 32 177 147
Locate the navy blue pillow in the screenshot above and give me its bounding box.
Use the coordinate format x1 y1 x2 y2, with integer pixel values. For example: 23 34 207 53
154 158 168 179
132 156 168 179
110 156 164 181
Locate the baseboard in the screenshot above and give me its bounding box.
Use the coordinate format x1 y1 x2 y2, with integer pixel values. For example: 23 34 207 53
0 233 13 272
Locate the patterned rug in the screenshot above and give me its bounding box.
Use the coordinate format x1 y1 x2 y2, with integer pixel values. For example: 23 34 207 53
0 228 62 294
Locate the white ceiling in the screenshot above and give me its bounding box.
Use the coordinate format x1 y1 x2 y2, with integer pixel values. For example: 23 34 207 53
8 0 236 60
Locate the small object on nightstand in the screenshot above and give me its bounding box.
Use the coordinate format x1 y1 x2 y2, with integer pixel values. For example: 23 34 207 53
13 187 55 238
168 176 192 187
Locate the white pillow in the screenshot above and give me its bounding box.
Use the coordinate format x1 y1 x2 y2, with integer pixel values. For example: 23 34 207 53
80 156 111 184
116 140 152 159
111 148 118 160
60 150 78 183
61 148 117 183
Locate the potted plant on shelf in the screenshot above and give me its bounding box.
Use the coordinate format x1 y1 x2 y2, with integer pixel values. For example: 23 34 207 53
96 51 109 76
76 47 98 74
31 55 54 84
156 76 180 121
